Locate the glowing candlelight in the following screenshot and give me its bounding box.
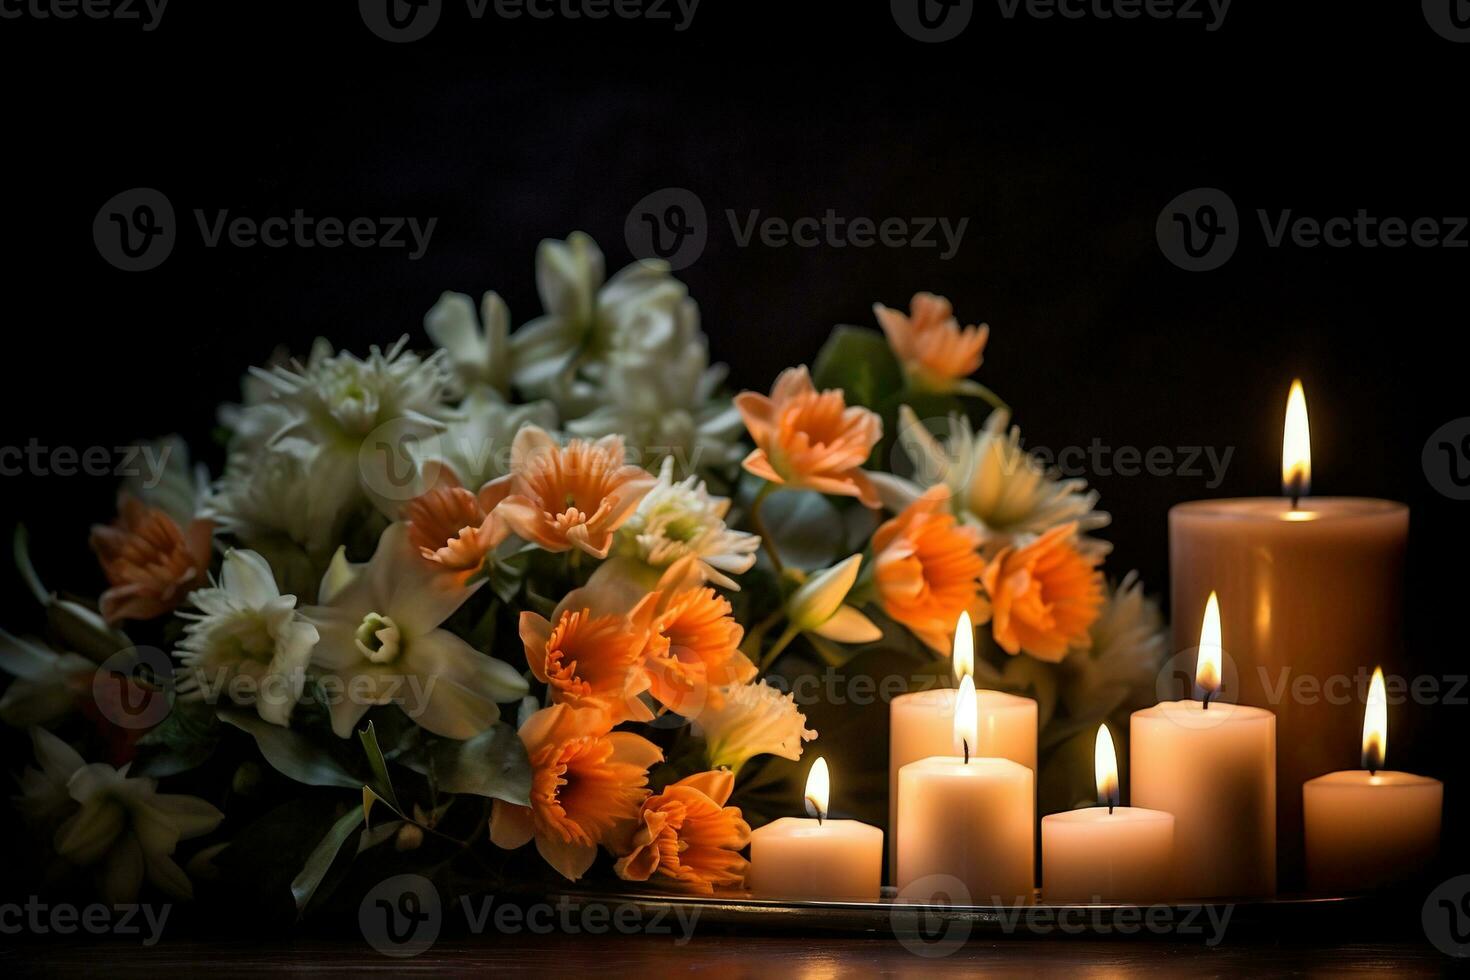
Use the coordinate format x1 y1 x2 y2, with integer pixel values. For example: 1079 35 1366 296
1095 724 1119 813
1282 378 1311 508
1196 590 1223 706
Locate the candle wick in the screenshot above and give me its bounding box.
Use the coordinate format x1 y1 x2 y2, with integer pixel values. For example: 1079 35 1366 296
1108 803 1114 815
963 738 970 765
817 812 824 826
1287 472 1304 511
1201 690 1211 711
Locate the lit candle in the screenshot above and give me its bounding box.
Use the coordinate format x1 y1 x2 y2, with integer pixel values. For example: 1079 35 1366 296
1041 725 1175 904
1169 380 1408 884
896 673 1035 905
1130 592 1277 898
1302 667 1442 892
887 611 1037 875
748 757 884 901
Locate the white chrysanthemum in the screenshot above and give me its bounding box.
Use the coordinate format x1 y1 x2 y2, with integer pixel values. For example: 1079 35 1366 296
174 550 318 726
26 728 224 903
1060 571 1167 722
695 680 817 774
426 389 559 490
882 404 1110 549
425 289 513 398
615 457 759 590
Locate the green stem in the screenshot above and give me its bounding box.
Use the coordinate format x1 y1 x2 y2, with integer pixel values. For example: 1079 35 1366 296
760 623 801 673
748 481 784 575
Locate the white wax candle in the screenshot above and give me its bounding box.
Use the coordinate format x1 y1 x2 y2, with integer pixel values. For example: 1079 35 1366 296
747 757 884 901
888 687 1036 873
1131 700 1276 898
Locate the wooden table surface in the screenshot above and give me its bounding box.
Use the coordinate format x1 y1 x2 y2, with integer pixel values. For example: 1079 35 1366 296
2 934 1452 977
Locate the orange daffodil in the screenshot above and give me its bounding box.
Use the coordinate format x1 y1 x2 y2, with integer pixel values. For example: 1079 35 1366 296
981 523 1105 663
874 292 990 394
871 486 988 656
735 367 883 507
615 769 751 894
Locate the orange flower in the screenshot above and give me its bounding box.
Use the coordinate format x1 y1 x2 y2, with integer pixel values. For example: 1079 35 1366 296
520 602 657 725
490 703 662 881
980 523 1104 663
403 481 507 573
872 487 988 655
734 366 882 507
873 292 989 391
89 495 212 624
483 426 655 558
646 586 755 718
614 769 751 894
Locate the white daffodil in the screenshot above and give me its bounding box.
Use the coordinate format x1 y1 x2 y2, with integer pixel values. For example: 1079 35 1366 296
301 523 528 739
694 680 817 774
426 389 559 491
0 629 92 727
425 289 513 398
174 550 319 726
785 554 882 643
615 457 760 590
28 728 224 903
1060 571 1168 722
878 405 1110 550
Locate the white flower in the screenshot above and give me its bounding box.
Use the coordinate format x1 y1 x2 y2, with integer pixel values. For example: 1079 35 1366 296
1061 571 1167 722
880 405 1110 549
425 289 513 398
174 550 319 726
426 389 559 491
615 457 759 590
27 728 224 903
0 629 92 727
785 554 882 643
301 523 528 739
695 680 817 774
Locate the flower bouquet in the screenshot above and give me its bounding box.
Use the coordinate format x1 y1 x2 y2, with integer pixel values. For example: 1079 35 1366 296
0 233 1166 916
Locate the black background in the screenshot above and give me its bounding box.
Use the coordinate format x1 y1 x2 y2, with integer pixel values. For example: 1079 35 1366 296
1 1 1467 873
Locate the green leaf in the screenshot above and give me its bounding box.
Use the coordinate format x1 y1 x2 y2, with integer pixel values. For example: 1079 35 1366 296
751 486 845 571
358 721 401 812
219 710 361 789
811 325 903 411
12 525 46 605
396 722 532 807
133 699 220 778
290 807 364 916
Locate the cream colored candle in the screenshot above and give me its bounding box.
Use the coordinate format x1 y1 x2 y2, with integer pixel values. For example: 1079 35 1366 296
748 758 883 901
1169 381 1407 884
888 612 1037 873
896 676 1035 906
1303 668 1442 892
1131 593 1277 899
1042 725 1175 904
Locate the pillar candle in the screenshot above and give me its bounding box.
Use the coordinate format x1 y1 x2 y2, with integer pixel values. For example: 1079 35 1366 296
1168 381 1408 884
895 675 1035 905
1130 593 1276 899
888 612 1037 874
748 758 884 901
1302 668 1442 892
1042 725 1175 904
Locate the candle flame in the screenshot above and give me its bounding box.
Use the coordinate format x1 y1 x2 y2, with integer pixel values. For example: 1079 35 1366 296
1362 667 1387 773
1282 379 1311 502
804 756 830 822
1196 591 1223 699
1095 724 1119 810
953 674 978 761
952 610 975 684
